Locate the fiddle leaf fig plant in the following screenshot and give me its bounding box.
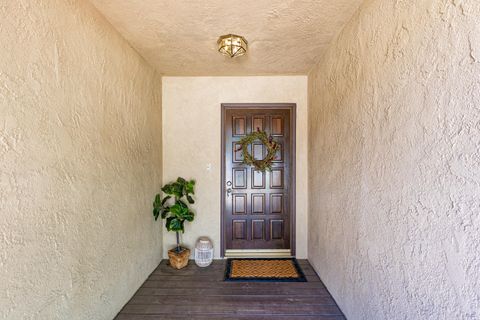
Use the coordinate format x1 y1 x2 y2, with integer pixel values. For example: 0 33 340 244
153 177 195 253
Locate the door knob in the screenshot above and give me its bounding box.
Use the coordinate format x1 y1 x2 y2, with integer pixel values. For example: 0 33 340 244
226 188 232 197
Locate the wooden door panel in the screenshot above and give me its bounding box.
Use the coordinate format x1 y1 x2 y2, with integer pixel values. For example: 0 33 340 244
252 220 266 240
233 220 247 240
232 194 247 215
251 170 265 189
270 168 284 189
270 220 284 240
271 116 284 136
252 116 265 131
251 194 266 214
223 106 294 252
233 116 247 136
252 143 265 160
233 143 244 162
273 143 283 162
232 168 247 189
270 194 284 214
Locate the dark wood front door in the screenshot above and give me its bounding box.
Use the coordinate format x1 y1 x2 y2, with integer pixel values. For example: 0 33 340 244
221 104 296 255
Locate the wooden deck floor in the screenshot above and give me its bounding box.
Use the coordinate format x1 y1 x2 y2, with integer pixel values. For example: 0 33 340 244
115 259 345 320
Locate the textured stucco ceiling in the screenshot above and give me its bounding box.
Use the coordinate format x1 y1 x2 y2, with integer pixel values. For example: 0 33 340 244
89 0 364 76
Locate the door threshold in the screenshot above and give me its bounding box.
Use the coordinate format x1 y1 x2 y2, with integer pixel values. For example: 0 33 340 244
224 249 292 258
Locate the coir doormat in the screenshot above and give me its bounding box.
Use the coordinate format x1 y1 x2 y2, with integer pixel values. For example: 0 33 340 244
224 258 306 282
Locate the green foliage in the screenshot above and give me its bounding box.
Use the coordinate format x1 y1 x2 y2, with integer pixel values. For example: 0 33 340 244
153 177 196 233
237 130 280 172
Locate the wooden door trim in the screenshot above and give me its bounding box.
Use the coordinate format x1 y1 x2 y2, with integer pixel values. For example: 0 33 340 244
220 103 297 258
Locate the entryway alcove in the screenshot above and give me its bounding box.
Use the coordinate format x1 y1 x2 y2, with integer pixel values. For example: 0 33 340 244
2 1 479 319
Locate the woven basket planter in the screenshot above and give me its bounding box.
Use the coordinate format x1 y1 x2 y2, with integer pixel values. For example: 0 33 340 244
168 247 190 269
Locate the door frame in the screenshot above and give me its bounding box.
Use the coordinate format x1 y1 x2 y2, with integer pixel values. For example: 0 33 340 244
220 103 297 258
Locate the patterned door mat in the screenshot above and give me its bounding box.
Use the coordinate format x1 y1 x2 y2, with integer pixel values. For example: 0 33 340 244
224 258 306 282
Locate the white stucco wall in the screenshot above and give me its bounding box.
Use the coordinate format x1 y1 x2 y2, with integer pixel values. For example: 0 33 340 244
0 1 162 319
308 0 480 319
162 76 308 259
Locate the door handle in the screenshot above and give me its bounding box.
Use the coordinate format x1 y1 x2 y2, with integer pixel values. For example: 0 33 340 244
226 181 232 197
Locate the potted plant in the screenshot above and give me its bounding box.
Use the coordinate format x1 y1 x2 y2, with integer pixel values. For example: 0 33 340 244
153 177 196 269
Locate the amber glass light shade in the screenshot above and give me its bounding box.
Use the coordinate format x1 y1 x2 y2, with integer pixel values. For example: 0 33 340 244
217 34 248 58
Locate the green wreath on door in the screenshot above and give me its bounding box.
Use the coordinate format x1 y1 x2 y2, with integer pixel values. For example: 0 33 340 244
236 129 280 172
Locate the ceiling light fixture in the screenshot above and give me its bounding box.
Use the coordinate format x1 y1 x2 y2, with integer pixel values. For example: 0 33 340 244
217 34 248 58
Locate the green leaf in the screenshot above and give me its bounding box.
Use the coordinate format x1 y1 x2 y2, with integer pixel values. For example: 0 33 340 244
185 180 195 194
173 183 183 198
186 195 195 204
154 194 161 206
169 203 181 216
165 217 174 231
177 199 188 208
161 183 174 195
153 207 160 220
169 202 188 217
184 211 195 222
161 195 171 205
167 217 183 232
176 177 186 184
161 206 170 219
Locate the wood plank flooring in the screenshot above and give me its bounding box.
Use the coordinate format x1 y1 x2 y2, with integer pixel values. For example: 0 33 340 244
115 259 345 320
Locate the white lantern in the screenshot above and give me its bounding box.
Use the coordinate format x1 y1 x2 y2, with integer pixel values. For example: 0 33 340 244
194 237 213 267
